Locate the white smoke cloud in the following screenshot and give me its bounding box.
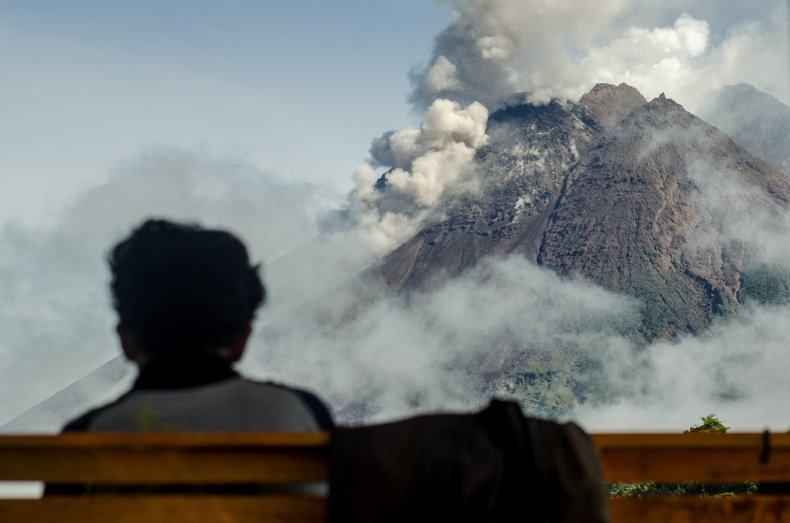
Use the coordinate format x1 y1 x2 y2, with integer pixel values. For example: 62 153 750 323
256 245 790 432
424 55 461 92
575 304 790 431
351 98 488 254
685 157 790 269
247 255 640 422
578 15 712 103
411 0 788 111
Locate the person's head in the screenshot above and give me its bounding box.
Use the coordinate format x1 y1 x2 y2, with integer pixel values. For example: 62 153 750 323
108 219 265 364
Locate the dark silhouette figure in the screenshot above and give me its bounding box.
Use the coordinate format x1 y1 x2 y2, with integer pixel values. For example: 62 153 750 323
62 219 332 432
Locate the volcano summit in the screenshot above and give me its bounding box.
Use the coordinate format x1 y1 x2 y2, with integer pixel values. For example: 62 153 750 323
374 83 790 340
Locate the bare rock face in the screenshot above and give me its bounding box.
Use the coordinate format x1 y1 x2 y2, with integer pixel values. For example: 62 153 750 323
374 84 790 340
379 98 600 291
580 82 647 127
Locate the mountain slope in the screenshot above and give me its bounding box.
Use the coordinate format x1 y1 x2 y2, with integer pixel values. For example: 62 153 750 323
699 84 790 175
374 84 790 339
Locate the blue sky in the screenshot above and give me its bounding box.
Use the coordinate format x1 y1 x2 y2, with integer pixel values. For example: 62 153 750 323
0 1 447 224
1 1 787 226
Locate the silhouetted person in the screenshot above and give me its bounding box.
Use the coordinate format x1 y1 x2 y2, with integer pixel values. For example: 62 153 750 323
62 219 332 432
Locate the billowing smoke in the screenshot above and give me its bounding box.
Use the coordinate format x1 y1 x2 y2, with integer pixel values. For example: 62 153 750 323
351 98 488 254
249 256 640 422
411 0 789 111
687 157 790 268
575 303 790 431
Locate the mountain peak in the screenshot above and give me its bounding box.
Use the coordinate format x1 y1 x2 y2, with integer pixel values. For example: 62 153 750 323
374 88 790 340
649 92 682 107
719 83 760 96
580 82 647 127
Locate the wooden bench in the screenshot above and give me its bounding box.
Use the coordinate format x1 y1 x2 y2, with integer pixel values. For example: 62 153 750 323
1 431 789 522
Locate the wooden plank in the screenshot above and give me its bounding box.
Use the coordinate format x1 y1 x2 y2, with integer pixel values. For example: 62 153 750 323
3 432 790 484
610 495 790 523
594 433 790 450
599 447 790 483
594 433 790 483
0 433 330 483
0 448 329 483
0 495 326 523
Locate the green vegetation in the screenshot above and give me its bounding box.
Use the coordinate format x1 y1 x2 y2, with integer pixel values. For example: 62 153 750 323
627 268 711 340
684 413 729 434
610 414 757 498
740 265 790 304
495 351 577 418
491 333 640 419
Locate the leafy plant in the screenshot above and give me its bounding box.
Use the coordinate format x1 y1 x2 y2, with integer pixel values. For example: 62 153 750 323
684 413 730 434
609 414 757 498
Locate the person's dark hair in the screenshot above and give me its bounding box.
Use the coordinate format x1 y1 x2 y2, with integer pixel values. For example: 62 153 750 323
108 219 265 355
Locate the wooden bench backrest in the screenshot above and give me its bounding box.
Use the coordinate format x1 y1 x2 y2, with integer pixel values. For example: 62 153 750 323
0 433 330 523
1 432 789 522
595 432 790 523
0 432 330 484
594 432 790 483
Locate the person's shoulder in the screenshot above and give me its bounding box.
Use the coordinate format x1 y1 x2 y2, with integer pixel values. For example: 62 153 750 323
60 391 135 432
244 378 334 429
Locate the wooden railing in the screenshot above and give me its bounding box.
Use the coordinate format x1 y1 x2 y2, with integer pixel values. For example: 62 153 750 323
1 432 789 522
595 432 790 523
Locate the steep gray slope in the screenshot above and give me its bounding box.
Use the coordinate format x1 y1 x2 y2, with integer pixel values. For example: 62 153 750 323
698 84 790 175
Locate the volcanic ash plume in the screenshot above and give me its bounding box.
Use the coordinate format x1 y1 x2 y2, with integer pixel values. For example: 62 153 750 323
350 0 788 254
410 0 788 111
351 98 488 254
